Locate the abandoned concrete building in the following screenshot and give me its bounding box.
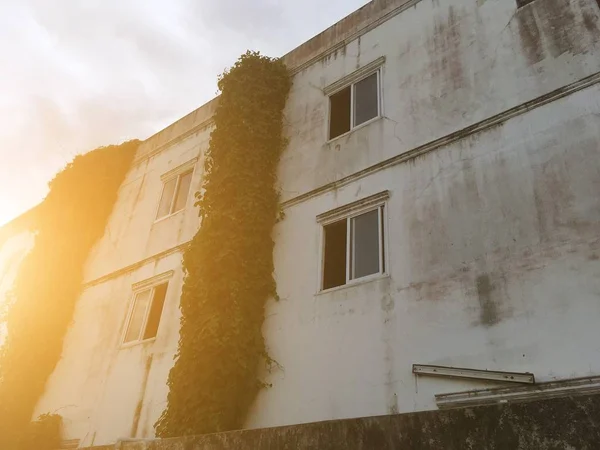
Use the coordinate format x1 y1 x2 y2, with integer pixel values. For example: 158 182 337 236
1 0 600 447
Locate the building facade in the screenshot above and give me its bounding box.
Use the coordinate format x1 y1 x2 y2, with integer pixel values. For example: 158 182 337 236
1 0 600 446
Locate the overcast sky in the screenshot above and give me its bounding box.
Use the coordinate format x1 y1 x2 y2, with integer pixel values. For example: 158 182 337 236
0 0 368 226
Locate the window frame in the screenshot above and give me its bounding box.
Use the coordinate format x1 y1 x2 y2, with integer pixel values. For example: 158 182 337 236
317 192 389 293
516 0 536 8
154 158 198 222
155 170 194 221
327 68 382 141
120 271 173 348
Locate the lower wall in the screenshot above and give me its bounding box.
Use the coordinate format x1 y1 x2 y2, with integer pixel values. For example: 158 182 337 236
248 79 600 429
86 393 600 449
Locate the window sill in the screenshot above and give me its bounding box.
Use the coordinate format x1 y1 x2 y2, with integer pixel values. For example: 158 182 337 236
153 208 185 225
119 337 156 350
326 115 383 145
317 272 389 296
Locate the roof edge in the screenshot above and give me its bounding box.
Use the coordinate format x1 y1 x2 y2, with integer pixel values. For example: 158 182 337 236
134 0 416 164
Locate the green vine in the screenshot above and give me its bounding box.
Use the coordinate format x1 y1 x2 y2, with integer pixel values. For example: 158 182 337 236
155 51 291 437
19 414 62 450
0 140 139 449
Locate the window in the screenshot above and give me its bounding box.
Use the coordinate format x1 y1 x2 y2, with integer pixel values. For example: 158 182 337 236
156 170 193 219
321 203 386 290
329 70 380 139
123 282 169 344
516 0 535 7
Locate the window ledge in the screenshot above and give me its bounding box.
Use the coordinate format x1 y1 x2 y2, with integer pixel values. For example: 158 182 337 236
436 375 600 409
326 115 383 145
153 208 185 225
323 56 386 95
317 273 390 296
132 270 174 291
119 337 156 350
160 157 198 182
317 191 389 224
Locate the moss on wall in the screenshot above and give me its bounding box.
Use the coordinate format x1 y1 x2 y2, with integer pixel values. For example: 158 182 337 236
154 51 291 437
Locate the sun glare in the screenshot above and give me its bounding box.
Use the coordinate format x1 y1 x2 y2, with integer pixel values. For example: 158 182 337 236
0 232 34 308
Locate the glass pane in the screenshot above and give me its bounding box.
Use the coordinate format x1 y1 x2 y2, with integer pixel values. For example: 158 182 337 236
329 86 351 139
380 206 386 274
172 171 193 213
354 72 378 126
124 290 151 343
323 219 347 289
143 283 168 340
351 209 380 279
157 178 177 219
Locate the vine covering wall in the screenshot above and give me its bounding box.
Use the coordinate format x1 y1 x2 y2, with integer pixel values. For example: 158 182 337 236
155 51 291 437
19 414 62 450
0 140 139 449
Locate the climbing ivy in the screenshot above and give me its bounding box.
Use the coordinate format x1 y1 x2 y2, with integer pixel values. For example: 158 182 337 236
155 51 291 437
0 140 139 449
19 414 62 450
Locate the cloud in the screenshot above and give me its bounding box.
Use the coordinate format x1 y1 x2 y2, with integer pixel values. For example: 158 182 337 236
0 0 368 225
196 0 286 35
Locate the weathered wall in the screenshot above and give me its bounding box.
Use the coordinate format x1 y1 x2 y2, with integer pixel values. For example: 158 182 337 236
25 0 600 446
278 0 600 201
32 251 185 446
86 394 600 449
249 78 600 429
30 124 210 446
81 126 207 282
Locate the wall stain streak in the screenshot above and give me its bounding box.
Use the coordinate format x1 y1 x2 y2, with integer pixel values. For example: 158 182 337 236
537 0 579 57
516 7 545 66
476 274 499 326
130 355 153 438
582 0 600 35
429 5 467 95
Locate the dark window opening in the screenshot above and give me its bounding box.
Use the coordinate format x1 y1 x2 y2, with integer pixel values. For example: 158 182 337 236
323 219 347 289
329 87 351 139
143 283 168 339
380 207 386 274
328 70 380 140
516 0 536 8
321 206 385 291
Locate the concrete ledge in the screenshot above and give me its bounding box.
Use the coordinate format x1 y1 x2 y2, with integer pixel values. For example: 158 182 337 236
84 393 600 449
436 375 600 409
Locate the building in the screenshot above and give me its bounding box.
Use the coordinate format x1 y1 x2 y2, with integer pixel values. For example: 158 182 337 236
1 0 600 446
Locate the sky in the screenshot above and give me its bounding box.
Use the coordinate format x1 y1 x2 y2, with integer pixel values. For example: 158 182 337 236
0 0 368 226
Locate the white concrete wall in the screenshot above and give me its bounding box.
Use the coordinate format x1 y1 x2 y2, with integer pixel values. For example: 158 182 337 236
279 0 600 201
255 0 600 429
33 252 184 446
26 0 600 445
250 81 600 428
32 125 210 446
